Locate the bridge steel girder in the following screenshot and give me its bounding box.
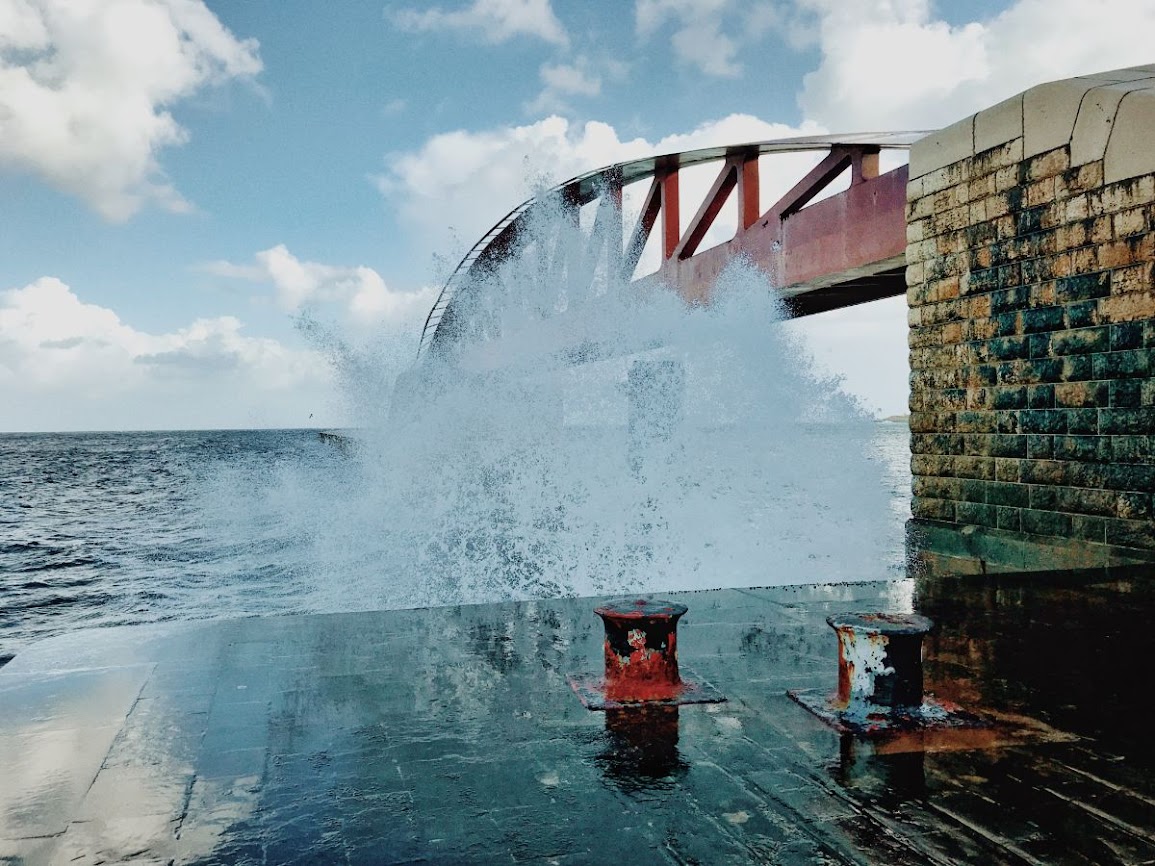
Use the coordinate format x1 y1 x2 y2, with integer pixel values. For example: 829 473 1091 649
417 133 926 360
636 148 910 312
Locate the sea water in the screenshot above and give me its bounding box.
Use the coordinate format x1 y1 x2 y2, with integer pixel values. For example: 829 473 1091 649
0 423 910 664
2 238 911 664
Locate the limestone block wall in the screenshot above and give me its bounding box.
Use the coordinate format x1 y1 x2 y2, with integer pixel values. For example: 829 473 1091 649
907 65 1155 567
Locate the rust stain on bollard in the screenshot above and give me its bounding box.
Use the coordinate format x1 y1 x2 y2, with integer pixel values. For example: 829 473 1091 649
569 598 724 710
789 611 986 736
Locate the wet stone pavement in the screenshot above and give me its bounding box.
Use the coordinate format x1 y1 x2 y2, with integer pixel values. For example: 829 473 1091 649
3 572 1155 865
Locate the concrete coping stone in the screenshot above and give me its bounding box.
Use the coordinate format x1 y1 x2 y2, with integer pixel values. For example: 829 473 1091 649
909 64 1155 183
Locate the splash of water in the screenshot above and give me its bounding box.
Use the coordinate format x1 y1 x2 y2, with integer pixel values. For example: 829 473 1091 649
208 200 903 613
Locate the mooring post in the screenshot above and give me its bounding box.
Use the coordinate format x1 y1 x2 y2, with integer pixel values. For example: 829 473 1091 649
827 613 933 709
595 598 687 703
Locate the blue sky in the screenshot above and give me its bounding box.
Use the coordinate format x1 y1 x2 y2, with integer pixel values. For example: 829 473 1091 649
1 0 1153 431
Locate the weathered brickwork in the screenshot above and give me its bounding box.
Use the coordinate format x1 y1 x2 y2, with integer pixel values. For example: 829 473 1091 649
908 67 1155 565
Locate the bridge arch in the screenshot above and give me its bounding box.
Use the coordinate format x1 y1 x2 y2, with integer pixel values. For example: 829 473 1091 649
417 133 924 362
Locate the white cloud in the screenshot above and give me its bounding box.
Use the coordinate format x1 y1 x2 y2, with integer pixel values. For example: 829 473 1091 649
0 0 261 221
798 0 1155 131
525 55 628 115
635 0 781 77
0 277 331 431
393 0 567 46
203 244 437 329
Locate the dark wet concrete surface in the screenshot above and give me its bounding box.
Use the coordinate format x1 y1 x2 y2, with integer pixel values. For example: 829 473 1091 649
3 572 1155 865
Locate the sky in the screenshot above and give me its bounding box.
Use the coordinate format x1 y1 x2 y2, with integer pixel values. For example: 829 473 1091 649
2 0 1154 432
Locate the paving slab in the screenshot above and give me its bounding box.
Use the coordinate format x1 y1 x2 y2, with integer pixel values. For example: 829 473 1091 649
2 570 1155 865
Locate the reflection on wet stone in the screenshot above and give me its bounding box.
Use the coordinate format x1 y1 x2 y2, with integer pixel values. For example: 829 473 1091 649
597 706 688 793
6 573 1155 864
833 735 927 804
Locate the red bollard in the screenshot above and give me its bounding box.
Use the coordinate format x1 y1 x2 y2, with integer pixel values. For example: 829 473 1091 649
595 599 687 702
569 598 724 710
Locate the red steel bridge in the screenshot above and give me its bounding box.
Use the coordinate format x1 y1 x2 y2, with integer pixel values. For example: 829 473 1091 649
417 133 924 362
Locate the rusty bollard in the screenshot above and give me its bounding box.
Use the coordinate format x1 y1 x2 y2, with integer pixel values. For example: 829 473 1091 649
596 598 686 702
569 598 724 710
828 613 933 710
789 611 984 735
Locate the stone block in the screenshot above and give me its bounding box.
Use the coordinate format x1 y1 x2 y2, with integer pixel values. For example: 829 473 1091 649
994 311 1019 337
1091 175 1155 216
1055 272 1111 304
1016 206 1048 236
912 497 956 521
1071 514 1107 542
1055 485 1117 516
1029 486 1057 510
987 481 1031 508
1111 322 1145 352
996 505 1022 531
1024 147 1071 183
973 138 1024 176
1111 262 1154 294
1065 301 1098 329
1065 407 1099 433
1099 406 1155 434
1028 333 1052 360
1104 88 1155 183
1025 177 1056 208
1022 307 1065 334
1070 80 1153 167
955 410 997 433
909 117 975 180
954 455 996 480
1092 349 1150 379
1103 462 1155 491
1021 459 1067 485
906 217 928 244
1054 381 1108 408
1116 491 1153 520
1097 240 1134 270
1110 380 1142 409
1090 214 1114 243
956 501 998 527
1053 435 1106 463
1028 384 1055 409
1113 207 1148 237
1051 326 1110 355
1061 354 1094 381
1020 507 1072 538
1113 434 1150 468
1023 79 1101 158
996 457 1023 482
991 285 1030 313
1019 410 1067 434
1098 290 1155 323
968 172 996 202
1063 161 1104 195
1105 516 1155 549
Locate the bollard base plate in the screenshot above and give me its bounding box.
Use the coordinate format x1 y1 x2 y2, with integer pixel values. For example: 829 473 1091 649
569 669 725 711
787 688 989 736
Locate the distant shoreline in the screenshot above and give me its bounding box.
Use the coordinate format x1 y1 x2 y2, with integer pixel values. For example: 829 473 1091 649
878 415 909 423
